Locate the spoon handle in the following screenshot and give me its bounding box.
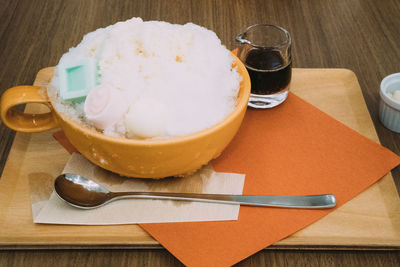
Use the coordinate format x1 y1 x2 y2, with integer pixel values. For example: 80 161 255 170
110 192 336 209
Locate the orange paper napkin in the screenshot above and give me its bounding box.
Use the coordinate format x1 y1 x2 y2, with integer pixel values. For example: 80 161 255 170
138 93 400 266
53 94 400 267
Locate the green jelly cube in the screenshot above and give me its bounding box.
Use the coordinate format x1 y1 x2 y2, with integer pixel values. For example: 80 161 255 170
59 58 99 101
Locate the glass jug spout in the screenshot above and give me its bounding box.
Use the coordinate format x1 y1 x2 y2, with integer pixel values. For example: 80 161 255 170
235 32 252 45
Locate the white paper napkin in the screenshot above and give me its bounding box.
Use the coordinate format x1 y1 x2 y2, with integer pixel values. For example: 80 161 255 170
30 153 245 225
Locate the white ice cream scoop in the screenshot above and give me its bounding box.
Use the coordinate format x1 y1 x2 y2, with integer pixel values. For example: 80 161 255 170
124 98 167 138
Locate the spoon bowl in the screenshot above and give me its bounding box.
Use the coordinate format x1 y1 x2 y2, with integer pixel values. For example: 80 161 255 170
54 173 112 208
54 174 337 209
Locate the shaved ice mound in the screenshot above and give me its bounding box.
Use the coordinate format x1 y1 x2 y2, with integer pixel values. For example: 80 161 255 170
48 18 241 139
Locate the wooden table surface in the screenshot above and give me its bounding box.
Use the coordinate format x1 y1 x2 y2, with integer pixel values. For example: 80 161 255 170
1 0 399 266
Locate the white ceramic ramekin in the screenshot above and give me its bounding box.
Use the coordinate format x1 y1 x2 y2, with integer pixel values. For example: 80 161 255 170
379 73 400 133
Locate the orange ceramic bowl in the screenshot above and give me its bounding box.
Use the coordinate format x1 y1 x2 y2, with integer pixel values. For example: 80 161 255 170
0 54 250 178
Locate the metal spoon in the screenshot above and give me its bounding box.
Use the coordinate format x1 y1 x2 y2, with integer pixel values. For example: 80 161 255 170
54 173 337 209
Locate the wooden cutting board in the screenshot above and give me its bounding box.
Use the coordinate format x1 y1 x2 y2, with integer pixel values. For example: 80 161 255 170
0 68 399 249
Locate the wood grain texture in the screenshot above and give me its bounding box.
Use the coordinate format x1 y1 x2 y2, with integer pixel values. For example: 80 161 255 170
0 249 400 267
1 0 400 266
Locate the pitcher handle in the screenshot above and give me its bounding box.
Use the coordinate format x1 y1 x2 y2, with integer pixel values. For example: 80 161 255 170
0 85 58 132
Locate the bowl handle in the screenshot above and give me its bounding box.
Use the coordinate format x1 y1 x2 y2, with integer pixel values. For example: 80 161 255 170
0 85 58 132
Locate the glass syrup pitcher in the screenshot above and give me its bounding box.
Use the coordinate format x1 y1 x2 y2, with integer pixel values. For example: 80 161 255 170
236 24 292 108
